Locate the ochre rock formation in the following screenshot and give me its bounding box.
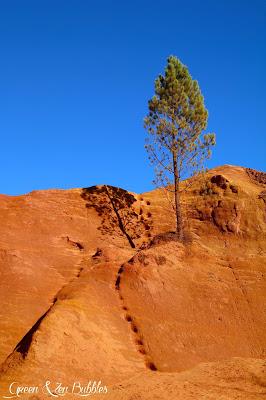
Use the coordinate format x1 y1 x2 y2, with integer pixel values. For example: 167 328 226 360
0 165 265 399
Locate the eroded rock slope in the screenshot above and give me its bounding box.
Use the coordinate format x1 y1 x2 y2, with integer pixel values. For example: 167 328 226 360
0 165 265 399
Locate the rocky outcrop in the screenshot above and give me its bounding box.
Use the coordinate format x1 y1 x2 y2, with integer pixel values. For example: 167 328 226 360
194 199 241 233
246 167 266 185
259 190 266 203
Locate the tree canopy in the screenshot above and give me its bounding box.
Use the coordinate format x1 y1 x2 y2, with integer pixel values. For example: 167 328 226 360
144 56 216 239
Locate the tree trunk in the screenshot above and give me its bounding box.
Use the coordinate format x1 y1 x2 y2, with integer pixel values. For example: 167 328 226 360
173 152 183 241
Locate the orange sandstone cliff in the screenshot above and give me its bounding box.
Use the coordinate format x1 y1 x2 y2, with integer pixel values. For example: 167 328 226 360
0 165 265 399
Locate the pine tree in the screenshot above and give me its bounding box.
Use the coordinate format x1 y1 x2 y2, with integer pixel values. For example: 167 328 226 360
144 56 215 240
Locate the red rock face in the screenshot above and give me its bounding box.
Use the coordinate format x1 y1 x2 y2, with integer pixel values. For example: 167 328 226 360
0 165 265 400
246 167 266 185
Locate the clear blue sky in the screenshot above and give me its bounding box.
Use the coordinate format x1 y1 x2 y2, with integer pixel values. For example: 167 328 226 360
0 0 265 195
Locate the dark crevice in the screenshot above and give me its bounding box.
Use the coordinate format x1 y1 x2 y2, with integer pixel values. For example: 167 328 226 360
146 361 158 371
64 236 84 250
92 248 103 258
0 257 88 374
115 258 159 372
118 265 124 274
76 267 84 278
115 275 121 290
131 324 138 333
15 305 54 358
